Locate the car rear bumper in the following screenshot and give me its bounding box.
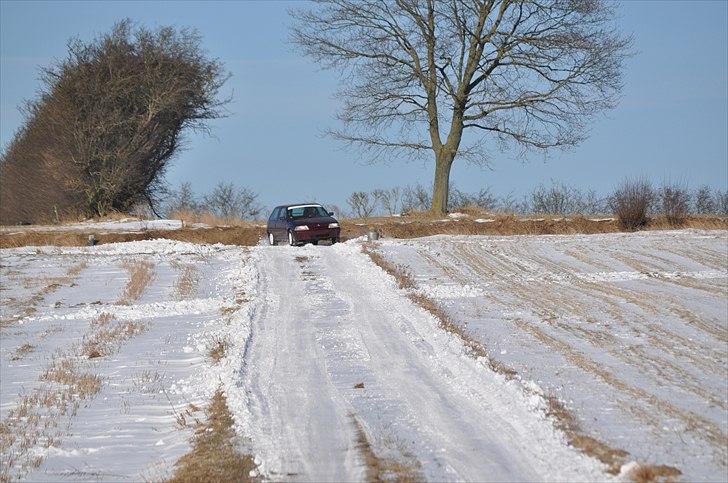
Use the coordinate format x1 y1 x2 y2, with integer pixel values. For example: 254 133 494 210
294 228 340 242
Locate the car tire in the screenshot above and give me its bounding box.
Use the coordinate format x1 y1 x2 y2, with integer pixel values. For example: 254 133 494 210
288 231 296 246
311 240 318 246
268 232 275 246
331 237 339 244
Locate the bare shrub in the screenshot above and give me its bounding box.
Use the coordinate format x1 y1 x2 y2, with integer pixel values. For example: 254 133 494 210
348 191 377 218
531 181 576 215
0 20 229 223
658 182 690 226
498 192 531 214
202 182 261 221
610 178 655 230
372 187 402 216
530 181 605 215
166 182 201 216
401 185 431 213
449 187 497 212
693 185 716 214
716 190 728 215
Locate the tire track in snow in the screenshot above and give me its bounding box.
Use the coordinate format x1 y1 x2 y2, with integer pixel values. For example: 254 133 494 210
237 243 611 482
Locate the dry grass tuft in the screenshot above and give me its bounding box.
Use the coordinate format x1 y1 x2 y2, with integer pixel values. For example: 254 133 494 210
545 396 628 474
209 336 230 364
169 389 258 483
9 342 35 361
89 312 115 328
82 320 147 359
350 415 421 483
117 260 155 305
172 263 198 300
627 463 682 483
40 358 102 399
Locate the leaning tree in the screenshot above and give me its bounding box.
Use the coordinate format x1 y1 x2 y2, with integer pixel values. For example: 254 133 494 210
291 0 632 214
0 20 228 223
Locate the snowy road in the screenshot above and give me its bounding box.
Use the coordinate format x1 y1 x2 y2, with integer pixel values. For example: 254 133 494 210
237 243 608 482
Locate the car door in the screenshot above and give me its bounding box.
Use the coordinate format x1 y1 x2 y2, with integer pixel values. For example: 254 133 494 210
268 207 279 234
276 207 288 237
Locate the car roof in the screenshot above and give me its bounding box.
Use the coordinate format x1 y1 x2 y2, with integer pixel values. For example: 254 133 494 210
276 203 323 210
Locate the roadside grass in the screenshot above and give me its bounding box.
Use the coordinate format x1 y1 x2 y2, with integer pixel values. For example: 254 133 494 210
117 260 155 305
361 243 643 476
169 209 260 228
545 396 630 475
344 213 727 240
361 244 514 378
350 415 422 483
168 389 258 483
2 214 724 249
0 226 265 249
627 463 682 483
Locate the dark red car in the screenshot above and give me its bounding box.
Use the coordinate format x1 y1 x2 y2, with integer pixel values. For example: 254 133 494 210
267 203 340 246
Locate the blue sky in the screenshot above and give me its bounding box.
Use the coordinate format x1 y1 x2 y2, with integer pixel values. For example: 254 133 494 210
1 0 726 211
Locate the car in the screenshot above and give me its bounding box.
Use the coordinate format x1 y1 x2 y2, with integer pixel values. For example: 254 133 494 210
267 203 341 246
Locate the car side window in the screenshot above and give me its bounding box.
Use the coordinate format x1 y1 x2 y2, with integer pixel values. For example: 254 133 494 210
279 209 287 220
269 208 279 221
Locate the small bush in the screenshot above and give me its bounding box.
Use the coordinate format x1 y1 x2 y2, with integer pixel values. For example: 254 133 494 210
658 182 690 225
610 178 654 230
449 186 497 212
716 190 728 215
372 187 402 215
401 184 431 213
347 191 377 218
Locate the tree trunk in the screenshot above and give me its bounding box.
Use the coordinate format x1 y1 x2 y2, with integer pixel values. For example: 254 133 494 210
431 150 455 215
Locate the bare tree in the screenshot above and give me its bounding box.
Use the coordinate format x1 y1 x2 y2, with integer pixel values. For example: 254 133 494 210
202 182 261 220
347 191 377 218
292 0 631 214
0 20 229 223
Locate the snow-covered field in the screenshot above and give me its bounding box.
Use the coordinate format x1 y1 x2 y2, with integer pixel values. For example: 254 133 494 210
1 230 726 481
